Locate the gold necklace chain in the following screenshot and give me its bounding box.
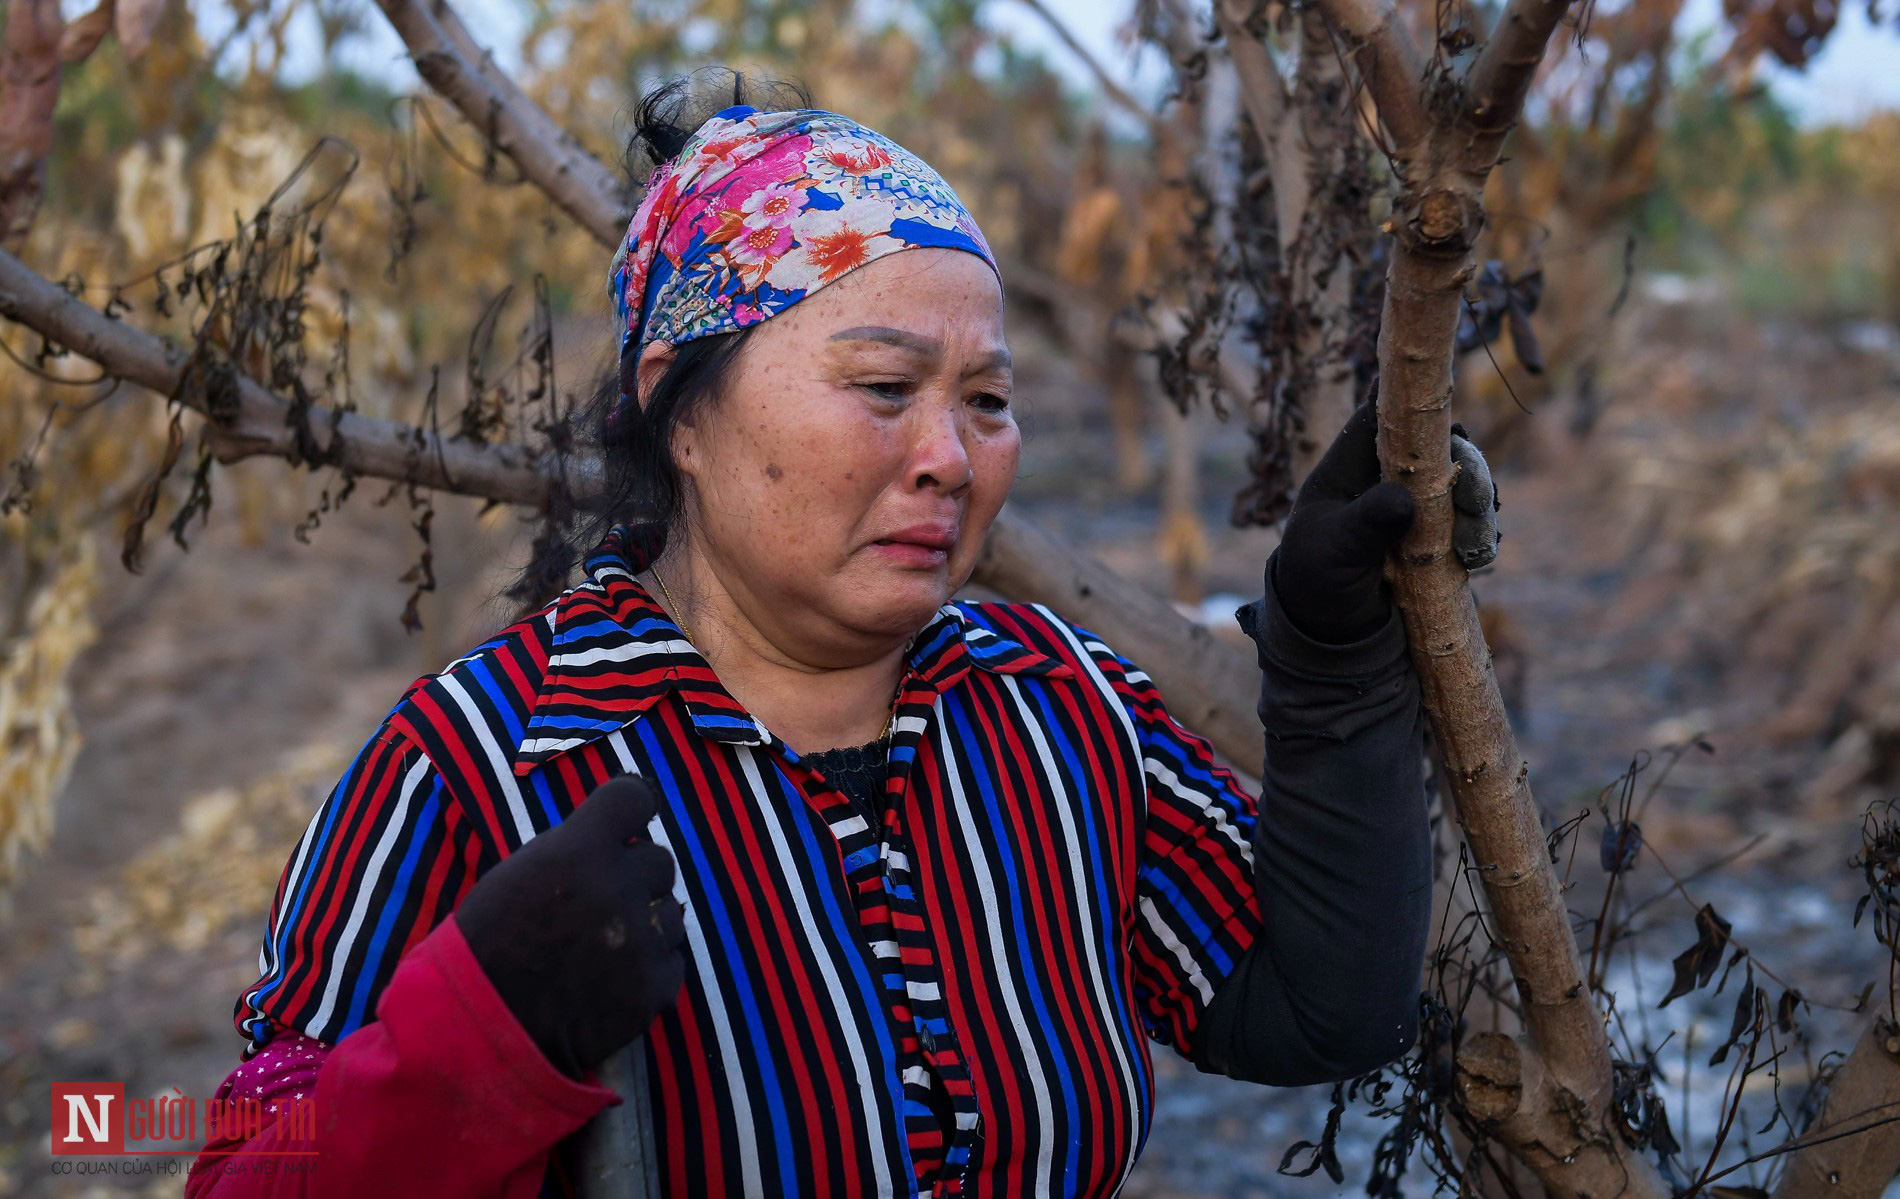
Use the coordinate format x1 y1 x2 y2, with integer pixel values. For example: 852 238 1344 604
650 562 695 645
649 563 898 742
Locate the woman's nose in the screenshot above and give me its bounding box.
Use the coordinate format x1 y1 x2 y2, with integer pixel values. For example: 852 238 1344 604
907 397 974 495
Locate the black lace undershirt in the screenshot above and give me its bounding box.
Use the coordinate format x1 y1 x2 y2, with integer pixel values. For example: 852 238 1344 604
802 735 960 1135
800 739 891 825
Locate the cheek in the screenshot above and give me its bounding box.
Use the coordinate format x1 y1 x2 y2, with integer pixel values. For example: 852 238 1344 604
707 399 896 537
971 427 1021 506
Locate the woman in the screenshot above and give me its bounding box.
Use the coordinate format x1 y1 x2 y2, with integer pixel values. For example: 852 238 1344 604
188 79 1492 1199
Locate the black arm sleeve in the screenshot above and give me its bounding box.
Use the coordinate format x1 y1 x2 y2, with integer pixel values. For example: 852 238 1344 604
1188 549 1433 1087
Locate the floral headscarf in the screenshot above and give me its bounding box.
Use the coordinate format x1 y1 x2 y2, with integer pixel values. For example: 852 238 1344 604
607 105 999 396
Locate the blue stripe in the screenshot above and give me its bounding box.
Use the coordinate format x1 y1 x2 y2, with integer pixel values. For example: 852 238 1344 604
768 765 916 1189
243 728 384 1038
1021 676 1154 1141
466 658 560 825
558 615 682 644
945 694 1083 1185
341 779 444 1033
689 712 755 731
524 713 635 735
1138 866 1236 977
637 720 801 1196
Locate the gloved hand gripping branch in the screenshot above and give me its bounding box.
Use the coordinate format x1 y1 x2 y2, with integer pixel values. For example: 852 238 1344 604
1272 402 1501 646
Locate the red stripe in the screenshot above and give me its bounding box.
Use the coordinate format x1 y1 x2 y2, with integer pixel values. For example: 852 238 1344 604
992 606 1140 1168
658 702 849 1194
965 675 1115 1187
911 742 1025 1196
277 736 408 1021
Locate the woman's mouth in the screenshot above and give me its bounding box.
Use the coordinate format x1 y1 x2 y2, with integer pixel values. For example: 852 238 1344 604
870 525 957 567
870 539 950 567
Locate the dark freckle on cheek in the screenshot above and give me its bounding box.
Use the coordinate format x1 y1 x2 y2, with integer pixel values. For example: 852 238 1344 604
765 463 783 481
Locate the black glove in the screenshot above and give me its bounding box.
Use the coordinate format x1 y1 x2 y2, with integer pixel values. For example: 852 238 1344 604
1273 403 1501 645
453 776 688 1078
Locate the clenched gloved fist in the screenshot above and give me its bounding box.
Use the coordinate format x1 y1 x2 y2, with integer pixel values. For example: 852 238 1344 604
454 776 688 1078
1273 402 1501 645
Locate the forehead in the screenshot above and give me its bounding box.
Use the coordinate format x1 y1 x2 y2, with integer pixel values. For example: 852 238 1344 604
774 249 1007 350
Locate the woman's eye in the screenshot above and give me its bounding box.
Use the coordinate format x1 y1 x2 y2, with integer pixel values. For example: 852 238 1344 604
859 380 912 401
972 392 1011 413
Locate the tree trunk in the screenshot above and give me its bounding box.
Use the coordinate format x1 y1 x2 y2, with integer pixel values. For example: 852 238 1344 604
1313 0 1669 1191
1772 1017 1900 1199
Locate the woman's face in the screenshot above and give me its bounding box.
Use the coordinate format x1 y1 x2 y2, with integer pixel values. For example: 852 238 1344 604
644 248 1018 664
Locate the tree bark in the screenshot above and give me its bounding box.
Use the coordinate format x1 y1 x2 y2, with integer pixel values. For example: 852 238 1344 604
0 249 564 505
1772 1017 1900 1199
1309 0 1668 1191
0 0 64 254
372 0 627 244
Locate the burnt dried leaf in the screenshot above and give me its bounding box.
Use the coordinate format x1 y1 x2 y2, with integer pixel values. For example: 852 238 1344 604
1710 975 1758 1067
1506 300 1545 375
1660 903 1734 1008
1600 819 1642 872
1854 981 1876 1013
1277 1084 1345 1183
1650 1099 1682 1158
1776 988 1804 1033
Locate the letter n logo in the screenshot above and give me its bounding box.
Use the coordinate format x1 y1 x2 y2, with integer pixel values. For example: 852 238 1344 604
51 1082 124 1155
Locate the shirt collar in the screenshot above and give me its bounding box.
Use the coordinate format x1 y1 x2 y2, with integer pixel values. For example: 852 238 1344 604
511 527 1073 776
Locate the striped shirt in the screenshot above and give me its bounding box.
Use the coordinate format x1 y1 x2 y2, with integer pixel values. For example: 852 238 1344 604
235 527 1265 1198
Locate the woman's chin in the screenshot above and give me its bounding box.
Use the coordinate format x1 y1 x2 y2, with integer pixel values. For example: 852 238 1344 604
850 574 953 635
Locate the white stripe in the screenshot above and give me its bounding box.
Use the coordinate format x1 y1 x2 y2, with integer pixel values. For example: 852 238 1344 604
518 735 585 756
1000 668 1146 1184
607 732 764 1196
437 673 538 844
307 755 432 1035
1044 608 1226 1192
253 786 333 989
1138 895 1216 1006
828 813 871 839
941 738 1058 1195
904 979 942 1003
1145 757 1254 871
552 637 693 669
738 750 897 1197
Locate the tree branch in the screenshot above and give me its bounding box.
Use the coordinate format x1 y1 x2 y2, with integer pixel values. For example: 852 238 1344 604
0 247 562 506
1772 1017 1900 1199
1464 0 1576 164
0 0 64 254
1311 0 1431 158
372 0 627 246
1011 0 1164 138
1212 0 1292 190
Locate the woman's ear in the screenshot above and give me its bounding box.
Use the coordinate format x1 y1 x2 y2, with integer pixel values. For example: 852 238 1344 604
632 340 676 412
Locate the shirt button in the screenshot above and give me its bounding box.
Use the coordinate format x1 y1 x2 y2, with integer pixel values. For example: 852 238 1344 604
919 1027 938 1054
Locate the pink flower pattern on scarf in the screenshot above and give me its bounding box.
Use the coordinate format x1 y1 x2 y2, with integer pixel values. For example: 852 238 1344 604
607 106 998 395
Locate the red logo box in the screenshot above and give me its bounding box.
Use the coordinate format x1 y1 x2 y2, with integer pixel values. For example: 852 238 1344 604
50 1082 125 1155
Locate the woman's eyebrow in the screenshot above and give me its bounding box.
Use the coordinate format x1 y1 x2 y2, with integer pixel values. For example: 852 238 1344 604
828 326 1011 374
